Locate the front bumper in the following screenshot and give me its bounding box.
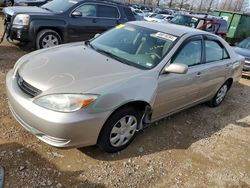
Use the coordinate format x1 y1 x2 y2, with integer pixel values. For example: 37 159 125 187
243 60 250 71
6 70 111 148
8 25 30 42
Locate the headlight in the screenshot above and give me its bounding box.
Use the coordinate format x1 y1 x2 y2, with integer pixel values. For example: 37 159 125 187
34 94 98 112
13 14 30 26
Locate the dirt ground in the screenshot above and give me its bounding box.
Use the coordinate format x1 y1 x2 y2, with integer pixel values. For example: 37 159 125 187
0 15 250 188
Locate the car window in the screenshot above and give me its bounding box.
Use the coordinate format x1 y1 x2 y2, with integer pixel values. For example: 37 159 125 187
98 5 119 18
172 40 202 67
41 0 80 13
206 23 215 32
205 40 229 62
238 38 250 49
76 4 96 17
218 20 228 32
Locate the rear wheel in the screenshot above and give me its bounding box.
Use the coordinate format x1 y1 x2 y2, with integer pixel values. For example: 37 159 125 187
4 0 13 6
98 107 142 153
36 29 62 50
207 81 230 107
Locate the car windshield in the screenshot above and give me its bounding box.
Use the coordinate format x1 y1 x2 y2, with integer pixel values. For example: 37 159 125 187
41 0 80 13
171 15 200 28
89 24 178 70
238 38 250 49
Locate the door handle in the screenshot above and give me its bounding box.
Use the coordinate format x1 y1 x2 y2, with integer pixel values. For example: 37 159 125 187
195 72 201 78
92 18 97 23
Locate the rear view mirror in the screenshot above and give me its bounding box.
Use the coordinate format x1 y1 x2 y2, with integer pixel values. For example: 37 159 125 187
164 63 188 74
72 11 82 17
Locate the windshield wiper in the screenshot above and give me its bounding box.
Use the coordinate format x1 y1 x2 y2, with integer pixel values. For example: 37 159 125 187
95 48 133 66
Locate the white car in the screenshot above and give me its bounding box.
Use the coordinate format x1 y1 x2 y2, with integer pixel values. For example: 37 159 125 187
145 14 173 23
132 9 145 17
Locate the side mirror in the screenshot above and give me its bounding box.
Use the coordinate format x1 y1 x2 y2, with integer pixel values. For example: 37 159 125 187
163 63 188 74
234 42 239 46
72 11 82 17
94 33 101 38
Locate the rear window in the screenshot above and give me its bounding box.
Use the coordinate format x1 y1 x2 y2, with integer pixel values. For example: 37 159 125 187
205 39 229 62
218 20 228 32
98 5 119 18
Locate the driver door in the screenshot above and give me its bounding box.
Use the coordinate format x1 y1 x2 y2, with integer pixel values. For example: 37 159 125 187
152 36 205 120
68 4 100 42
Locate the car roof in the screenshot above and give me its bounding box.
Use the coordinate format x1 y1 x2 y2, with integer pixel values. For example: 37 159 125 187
78 0 127 7
130 21 207 37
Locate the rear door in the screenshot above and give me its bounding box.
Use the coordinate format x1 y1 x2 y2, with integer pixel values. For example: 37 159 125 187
196 35 230 100
95 4 121 33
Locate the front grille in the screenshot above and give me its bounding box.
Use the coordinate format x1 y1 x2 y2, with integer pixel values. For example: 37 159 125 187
16 72 41 97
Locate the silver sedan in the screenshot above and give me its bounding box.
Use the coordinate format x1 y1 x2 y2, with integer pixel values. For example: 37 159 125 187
6 21 244 153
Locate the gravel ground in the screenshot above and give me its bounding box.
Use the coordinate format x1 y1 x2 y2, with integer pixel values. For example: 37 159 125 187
0 16 250 188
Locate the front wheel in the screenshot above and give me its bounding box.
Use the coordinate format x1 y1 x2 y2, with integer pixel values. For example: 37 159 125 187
98 107 142 153
36 29 62 50
207 81 230 107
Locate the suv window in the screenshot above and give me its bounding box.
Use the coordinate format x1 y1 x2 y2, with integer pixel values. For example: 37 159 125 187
172 40 202 67
123 7 135 21
205 40 229 62
98 5 119 18
76 4 97 17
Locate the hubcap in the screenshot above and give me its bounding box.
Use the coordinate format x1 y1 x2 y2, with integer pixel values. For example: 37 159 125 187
110 115 137 147
216 85 228 104
5 0 13 6
41 35 59 48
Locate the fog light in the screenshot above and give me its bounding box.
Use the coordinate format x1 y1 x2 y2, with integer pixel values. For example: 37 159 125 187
17 30 22 39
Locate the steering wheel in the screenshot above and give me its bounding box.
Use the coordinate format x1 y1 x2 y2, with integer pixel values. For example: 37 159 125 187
147 52 161 61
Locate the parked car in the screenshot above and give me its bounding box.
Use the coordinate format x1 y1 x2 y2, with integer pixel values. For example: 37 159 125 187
2 0 135 49
132 8 145 17
145 14 173 23
14 0 50 6
170 14 228 38
234 37 250 71
6 21 244 152
144 12 156 18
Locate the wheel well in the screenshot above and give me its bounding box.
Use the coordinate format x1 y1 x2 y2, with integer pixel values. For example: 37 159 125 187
97 101 151 143
36 27 63 40
226 78 233 89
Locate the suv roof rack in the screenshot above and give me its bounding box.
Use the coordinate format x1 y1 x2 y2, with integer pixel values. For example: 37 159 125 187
84 0 126 6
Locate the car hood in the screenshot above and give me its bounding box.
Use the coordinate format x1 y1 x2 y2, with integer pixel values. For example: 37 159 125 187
3 6 51 16
17 43 142 95
234 47 250 59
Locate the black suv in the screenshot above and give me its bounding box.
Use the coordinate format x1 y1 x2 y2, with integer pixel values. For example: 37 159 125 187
2 0 135 49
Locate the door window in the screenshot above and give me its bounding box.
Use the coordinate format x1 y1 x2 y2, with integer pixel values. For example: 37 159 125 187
172 40 202 67
205 40 229 63
75 4 97 17
98 5 119 19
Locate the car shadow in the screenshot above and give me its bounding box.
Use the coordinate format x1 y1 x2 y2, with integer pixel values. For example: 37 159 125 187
0 142 106 188
79 81 250 161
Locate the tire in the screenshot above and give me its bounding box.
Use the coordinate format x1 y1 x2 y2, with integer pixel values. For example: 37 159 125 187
4 0 13 6
207 81 230 107
98 107 142 153
36 29 62 50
